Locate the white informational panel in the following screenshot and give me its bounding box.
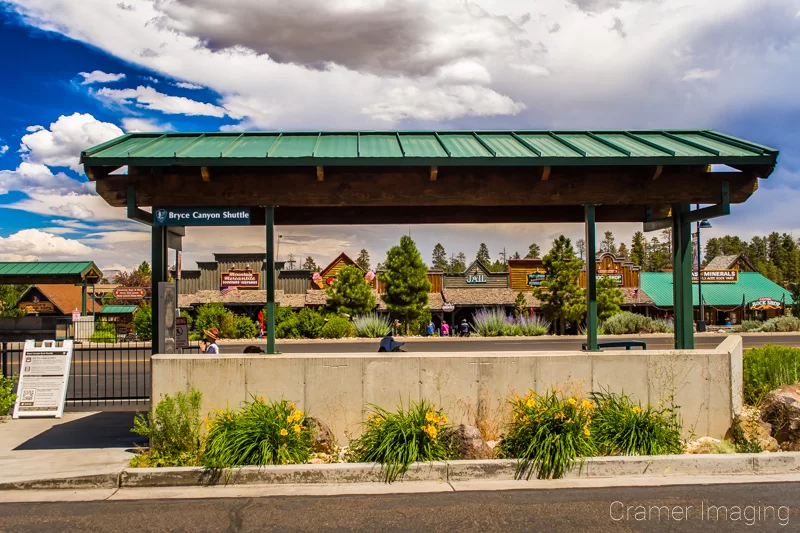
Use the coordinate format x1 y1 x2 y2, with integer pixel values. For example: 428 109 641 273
13 340 74 419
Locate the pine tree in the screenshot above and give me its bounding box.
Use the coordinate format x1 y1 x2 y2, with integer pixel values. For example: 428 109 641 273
525 243 541 259
575 239 586 260
534 236 585 334
476 243 491 265
326 264 376 316
355 249 371 271
600 231 617 256
617 242 629 259
432 243 448 271
302 256 319 271
513 292 528 317
630 231 646 267
597 276 624 320
449 252 467 273
381 236 432 334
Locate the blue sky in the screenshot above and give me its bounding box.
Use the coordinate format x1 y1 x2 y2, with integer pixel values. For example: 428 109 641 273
0 0 799 272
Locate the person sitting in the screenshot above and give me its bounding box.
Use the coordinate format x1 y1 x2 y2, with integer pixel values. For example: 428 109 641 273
200 328 220 354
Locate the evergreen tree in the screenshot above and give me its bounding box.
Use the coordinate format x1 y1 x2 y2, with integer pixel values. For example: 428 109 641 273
534 236 585 334
792 284 800 318
476 243 491 265
0 284 27 317
449 252 467 273
431 243 448 271
489 259 507 273
575 238 586 260
600 231 617 256
512 251 521 260
513 292 528 317
302 256 319 271
597 276 624 320
617 242 629 259
381 236 432 334
355 249 371 271
630 231 646 267
525 243 541 259
646 236 669 272
326 264 376 316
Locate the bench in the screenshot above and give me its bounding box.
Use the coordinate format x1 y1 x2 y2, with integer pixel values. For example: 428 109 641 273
582 340 647 351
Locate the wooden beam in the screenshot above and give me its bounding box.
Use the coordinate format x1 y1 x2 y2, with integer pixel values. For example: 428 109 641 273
430 166 438 181
651 165 663 181
316 166 324 182
201 166 210 182
540 166 551 181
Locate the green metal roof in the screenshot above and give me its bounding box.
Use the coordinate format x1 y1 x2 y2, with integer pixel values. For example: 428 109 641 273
81 130 779 169
640 272 793 307
0 261 103 283
99 305 139 314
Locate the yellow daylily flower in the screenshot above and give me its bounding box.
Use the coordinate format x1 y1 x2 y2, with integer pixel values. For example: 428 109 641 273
280 429 288 436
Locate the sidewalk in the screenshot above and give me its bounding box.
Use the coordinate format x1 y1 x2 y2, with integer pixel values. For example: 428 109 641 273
0 412 140 486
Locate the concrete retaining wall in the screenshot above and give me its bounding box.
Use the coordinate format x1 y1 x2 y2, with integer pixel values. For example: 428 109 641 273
152 336 743 443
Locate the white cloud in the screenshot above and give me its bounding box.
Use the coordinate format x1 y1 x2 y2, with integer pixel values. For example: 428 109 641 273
4 191 125 221
121 117 174 132
682 68 721 81
0 229 95 257
174 81 203 90
79 70 125 84
26 125 43 133
96 85 230 118
19 112 123 172
0 162 91 195
0 145 7 156
508 63 551 77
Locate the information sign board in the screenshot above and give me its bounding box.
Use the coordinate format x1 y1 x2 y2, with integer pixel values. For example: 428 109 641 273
13 340 73 418
153 207 251 226
175 316 189 349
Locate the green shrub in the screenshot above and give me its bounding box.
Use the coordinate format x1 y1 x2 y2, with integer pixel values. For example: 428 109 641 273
758 316 800 333
270 305 301 339
232 314 257 339
730 414 764 453
0 375 17 415
743 344 800 405
180 310 194 332
133 302 152 341
189 332 203 342
297 307 325 338
130 389 203 467
500 389 595 480
601 311 672 334
648 319 673 334
89 331 117 343
589 391 683 456
95 321 116 334
196 302 230 336
407 308 433 336
320 315 354 338
203 398 312 468
734 320 763 333
353 314 391 338
349 400 451 482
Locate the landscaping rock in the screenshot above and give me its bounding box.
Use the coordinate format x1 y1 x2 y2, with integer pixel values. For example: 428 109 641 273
0 415 10 424
684 437 734 454
307 417 336 454
442 425 493 460
726 407 779 452
761 386 800 450
485 440 501 450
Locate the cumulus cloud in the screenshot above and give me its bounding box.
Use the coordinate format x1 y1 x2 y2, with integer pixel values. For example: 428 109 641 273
682 68 721 81
0 162 91 195
0 229 95 257
152 0 531 77
0 145 7 156
121 117 174 132
78 70 125 84
95 85 230 117
174 81 203 90
566 0 623 13
19 112 123 172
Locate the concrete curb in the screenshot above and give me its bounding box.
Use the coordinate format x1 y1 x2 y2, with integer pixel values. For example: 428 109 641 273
5 453 800 490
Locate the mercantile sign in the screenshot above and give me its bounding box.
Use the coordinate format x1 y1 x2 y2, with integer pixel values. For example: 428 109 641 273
220 268 260 288
153 207 251 226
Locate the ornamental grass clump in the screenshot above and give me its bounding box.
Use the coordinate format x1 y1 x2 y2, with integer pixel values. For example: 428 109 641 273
515 315 550 336
130 389 203 467
203 398 312 468
353 314 392 338
589 390 682 456
471 307 508 337
743 344 800 405
500 389 595 480
349 400 451 482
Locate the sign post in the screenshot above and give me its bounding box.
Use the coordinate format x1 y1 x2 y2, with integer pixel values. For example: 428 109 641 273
13 340 74 418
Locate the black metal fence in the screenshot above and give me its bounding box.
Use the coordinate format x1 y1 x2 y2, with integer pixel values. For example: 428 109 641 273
1 321 201 407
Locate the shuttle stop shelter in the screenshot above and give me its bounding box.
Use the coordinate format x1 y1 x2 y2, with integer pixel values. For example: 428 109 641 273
80 130 779 353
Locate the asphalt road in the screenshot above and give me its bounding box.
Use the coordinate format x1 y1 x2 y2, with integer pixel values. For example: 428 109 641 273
2 335 797 404
0 482 797 532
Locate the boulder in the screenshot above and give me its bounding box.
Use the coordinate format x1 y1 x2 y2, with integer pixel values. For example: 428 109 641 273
760 385 800 450
307 417 336 454
727 406 779 452
441 424 493 460
684 436 723 454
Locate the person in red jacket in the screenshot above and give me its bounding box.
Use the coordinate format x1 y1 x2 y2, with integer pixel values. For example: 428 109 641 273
257 310 265 338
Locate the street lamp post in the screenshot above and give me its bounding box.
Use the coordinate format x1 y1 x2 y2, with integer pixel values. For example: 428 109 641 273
695 204 712 332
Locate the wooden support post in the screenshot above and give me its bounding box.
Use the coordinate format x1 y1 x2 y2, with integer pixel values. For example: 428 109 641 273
540 166 551 181
151 225 167 355
651 165 663 180
584 204 599 351
265 206 279 354
430 166 438 181
201 167 210 182
671 204 694 349
316 166 324 182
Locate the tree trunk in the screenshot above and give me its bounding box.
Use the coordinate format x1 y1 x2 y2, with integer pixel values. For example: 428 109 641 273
405 312 409 336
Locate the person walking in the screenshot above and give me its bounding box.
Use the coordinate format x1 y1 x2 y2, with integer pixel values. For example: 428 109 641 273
460 318 469 337
426 320 435 337
200 328 220 354
441 322 449 337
